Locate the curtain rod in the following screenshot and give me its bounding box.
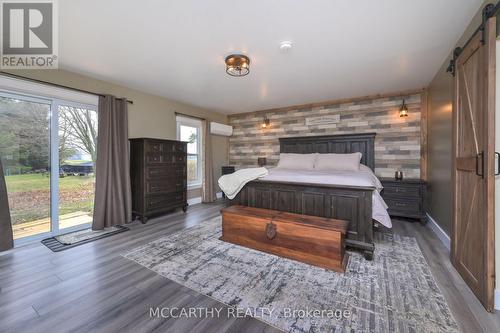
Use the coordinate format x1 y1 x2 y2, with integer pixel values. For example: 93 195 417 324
175 112 205 121
0 71 134 104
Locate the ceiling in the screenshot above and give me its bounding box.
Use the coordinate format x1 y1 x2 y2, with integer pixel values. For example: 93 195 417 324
59 0 483 114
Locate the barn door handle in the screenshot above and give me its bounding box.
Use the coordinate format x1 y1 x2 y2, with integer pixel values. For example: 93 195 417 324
495 152 500 176
476 151 484 178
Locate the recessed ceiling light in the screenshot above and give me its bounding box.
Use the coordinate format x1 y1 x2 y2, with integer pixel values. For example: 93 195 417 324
279 41 293 52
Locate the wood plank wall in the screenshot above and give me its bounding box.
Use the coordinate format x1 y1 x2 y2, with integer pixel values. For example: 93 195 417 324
228 89 426 179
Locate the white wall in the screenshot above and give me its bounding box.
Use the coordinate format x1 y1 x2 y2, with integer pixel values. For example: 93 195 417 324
4 69 229 199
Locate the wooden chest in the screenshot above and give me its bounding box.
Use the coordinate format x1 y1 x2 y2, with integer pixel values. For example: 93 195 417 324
220 205 349 272
130 138 188 223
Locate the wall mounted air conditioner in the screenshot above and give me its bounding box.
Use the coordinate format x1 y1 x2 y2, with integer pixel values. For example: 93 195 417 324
210 122 233 136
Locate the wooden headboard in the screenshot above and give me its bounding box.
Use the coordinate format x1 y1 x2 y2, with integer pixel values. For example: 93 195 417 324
279 133 376 170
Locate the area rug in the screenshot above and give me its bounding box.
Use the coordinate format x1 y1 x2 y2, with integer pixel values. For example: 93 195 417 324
42 225 129 252
123 216 458 333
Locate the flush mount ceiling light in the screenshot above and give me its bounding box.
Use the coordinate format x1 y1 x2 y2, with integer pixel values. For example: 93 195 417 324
225 54 250 77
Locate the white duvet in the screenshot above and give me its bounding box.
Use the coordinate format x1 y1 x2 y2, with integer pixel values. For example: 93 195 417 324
218 167 269 200
259 165 392 228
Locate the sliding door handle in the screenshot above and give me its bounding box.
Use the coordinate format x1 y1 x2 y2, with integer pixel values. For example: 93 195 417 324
476 151 484 178
495 152 500 176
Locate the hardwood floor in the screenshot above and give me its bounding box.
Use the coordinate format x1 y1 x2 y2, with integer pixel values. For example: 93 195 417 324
393 220 500 333
0 201 499 333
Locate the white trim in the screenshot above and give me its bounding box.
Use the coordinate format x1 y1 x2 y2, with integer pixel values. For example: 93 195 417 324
13 230 53 247
187 196 202 205
187 183 202 190
495 289 500 310
50 100 60 235
187 192 223 206
0 85 98 244
13 222 93 248
426 213 451 251
175 115 202 127
0 90 51 104
176 116 203 187
0 75 98 106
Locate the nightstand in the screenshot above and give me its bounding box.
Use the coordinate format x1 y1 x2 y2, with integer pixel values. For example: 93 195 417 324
380 178 427 223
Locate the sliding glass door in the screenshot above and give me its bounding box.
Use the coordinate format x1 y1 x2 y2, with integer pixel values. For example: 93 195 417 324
0 91 98 242
57 104 97 232
0 93 52 240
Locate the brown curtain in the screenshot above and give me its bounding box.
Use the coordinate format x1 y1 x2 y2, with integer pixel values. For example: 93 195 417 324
0 159 13 251
202 120 216 202
92 95 132 230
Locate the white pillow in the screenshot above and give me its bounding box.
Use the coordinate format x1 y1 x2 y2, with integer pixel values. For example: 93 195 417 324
276 153 317 170
314 152 362 171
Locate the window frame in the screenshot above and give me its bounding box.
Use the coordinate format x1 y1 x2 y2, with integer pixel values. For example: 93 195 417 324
0 84 98 246
176 115 203 189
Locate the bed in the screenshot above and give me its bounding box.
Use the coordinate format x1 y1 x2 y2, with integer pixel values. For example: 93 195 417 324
228 133 388 260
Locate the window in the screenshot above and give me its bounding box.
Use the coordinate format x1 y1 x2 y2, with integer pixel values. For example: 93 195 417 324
176 116 202 188
0 76 98 244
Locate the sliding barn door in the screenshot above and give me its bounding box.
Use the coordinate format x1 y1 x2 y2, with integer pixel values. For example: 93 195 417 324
452 18 496 311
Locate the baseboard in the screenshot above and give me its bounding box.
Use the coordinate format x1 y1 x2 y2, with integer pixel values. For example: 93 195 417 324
426 214 500 310
425 213 451 252
187 196 202 205
187 192 223 206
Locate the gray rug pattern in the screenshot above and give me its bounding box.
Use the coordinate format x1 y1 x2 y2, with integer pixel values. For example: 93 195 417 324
123 216 458 333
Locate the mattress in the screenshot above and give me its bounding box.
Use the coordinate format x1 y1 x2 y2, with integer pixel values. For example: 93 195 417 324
259 166 392 228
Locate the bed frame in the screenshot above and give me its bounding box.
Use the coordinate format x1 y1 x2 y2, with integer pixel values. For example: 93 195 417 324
229 133 377 260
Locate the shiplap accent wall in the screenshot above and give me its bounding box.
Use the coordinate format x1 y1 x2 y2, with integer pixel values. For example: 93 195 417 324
228 93 423 178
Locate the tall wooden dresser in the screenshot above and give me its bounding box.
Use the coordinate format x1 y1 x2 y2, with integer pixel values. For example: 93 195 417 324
130 138 188 223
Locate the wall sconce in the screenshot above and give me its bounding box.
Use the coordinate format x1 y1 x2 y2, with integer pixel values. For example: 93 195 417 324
399 99 409 117
261 115 270 128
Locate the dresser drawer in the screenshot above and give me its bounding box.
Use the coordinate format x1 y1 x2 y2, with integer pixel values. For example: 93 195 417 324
384 198 422 216
146 179 186 194
163 153 187 164
146 152 163 164
162 142 186 153
146 166 170 178
145 193 185 211
146 166 184 179
382 185 421 198
174 153 186 163
174 143 186 153
146 153 187 165
145 141 164 153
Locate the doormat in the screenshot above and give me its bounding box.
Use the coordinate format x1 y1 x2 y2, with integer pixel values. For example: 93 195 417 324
41 225 129 252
